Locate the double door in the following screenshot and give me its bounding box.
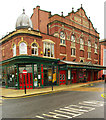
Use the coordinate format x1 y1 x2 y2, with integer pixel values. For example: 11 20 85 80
19 73 33 89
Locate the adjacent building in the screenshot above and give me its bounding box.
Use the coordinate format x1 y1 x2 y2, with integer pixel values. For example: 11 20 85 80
99 39 106 79
0 5 105 89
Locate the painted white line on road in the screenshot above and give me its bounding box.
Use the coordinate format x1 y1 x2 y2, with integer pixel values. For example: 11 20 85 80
43 113 59 119
36 115 45 119
49 112 72 119
69 105 95 112
83 100 104 105
65 106 85 113
59 108 82 117
55 110 74 117
79 102 103 107
35 100 103 119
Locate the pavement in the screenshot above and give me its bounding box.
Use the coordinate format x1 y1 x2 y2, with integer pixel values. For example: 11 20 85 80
0 80 104 98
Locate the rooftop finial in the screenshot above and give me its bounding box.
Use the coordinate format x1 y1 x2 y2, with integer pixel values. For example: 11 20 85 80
72 7 74 12
81 4 83 8
23 9 25 14
61 11 63 16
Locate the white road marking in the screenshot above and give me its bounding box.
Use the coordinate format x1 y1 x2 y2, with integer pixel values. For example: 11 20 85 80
65 106 85 113
36 115 45 119
69 105 95 112
43 113 60 119
59 108 82 117
79 102 103 107
55 109 81 117
35 100 103 119
49 112 72 119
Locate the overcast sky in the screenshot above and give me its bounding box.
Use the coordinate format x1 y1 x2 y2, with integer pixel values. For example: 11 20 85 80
0 0 105 39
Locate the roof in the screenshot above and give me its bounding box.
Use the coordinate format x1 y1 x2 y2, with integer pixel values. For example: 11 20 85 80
60 60 106 69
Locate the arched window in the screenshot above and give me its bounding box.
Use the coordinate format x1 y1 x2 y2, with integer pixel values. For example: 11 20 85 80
31 43 38 55
80 38 84 49
60 31 65 44
19 42 27 55
88 40 91 47
13 44 16 56
71 35 75 42
95 43 97 53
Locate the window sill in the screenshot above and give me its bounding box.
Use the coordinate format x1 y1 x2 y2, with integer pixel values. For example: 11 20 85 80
94 52 98 54
31 54 38 56
71 55 76 57
70 46 76 49
43 56 55 59
87 58 91 60
59 44 66 47
80 48 84 51
60 53 67 56
94 59 98 61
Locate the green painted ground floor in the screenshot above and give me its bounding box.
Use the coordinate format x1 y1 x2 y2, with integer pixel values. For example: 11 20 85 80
1 56 105 89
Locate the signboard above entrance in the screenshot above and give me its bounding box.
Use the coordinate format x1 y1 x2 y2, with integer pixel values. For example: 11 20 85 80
23 69 27 74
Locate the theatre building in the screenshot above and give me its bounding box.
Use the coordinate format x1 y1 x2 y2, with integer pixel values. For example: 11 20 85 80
0 6 105 89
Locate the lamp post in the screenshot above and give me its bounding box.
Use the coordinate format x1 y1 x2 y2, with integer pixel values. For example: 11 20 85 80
52 62 55 91
23 69 27 94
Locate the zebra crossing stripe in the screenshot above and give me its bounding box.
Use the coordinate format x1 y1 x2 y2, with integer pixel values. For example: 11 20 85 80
55 109 81 118
49 112 72 119
36 115 45 119
79 101 103 107
59 108 82 117
43 113 59 119
69 105 95 111
64 106 85 113
35 100 103 119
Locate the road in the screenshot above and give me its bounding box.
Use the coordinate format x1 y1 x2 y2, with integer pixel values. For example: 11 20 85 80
2 82 105 119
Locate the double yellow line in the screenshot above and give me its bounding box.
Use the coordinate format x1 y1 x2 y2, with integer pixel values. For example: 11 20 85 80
101 93 106 99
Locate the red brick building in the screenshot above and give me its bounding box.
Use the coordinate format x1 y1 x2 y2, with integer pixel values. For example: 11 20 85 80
0 6 105 89
99 39 106 79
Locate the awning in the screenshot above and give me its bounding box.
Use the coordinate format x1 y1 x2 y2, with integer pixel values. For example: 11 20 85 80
59 60 106 70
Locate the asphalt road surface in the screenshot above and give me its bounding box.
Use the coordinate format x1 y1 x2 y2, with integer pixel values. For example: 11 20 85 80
2 82 105 120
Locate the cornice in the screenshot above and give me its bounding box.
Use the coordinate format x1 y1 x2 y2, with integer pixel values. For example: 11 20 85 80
0 29 42 44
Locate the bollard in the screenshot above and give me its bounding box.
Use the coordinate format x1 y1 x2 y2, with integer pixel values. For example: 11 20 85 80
25 85 26 94
52 83 53 91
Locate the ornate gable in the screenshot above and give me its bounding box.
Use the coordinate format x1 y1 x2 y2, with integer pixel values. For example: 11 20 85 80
67 7 96 32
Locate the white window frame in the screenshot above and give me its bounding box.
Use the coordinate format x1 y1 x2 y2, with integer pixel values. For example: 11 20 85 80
71 35 75 42
43 42 54 58
31 43 38 55
13 44 16 56
80 38 84 49
88 52 91 59
71 48 76 56
95 43 97 53
19 42 27 55
88 40 91 47
60 31 65 45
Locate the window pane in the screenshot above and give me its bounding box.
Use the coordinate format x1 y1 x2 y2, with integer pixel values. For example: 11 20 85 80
32 48 34 54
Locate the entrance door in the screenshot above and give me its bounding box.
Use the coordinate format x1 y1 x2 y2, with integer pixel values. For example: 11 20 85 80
19 73 33 89
87 71 91 81
59 70 66 85
71 71 76 83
